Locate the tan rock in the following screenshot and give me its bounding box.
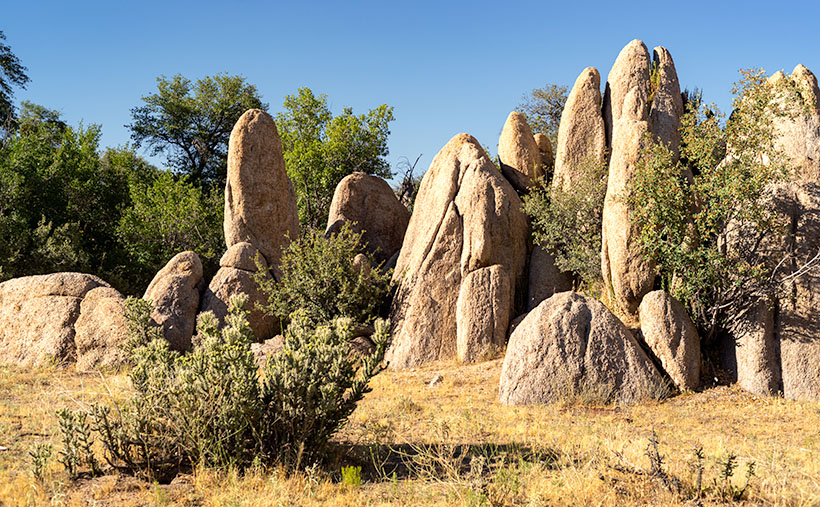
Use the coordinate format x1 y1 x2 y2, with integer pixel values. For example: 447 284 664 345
199 266 277 342
527 246 572 311
602 39 651 145
769 65 820 183
456 265 511 364
74 287 130 370
144 251 204 351
0 273 110 366
220 241 267 271
388 134 529 368
638 290 700 391
499 292 666 405
325 172 410 263
498 111 541 191
533 133 554 177
224 109 299 269
649 47 684 158
553 67 607 190
251 334 284 367
728 300 780 396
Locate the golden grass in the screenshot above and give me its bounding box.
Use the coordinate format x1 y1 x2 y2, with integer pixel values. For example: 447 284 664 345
1 359 819 505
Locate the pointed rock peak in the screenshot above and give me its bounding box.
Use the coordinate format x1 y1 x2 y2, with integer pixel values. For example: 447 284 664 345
604 40 652 144
767 70 786 86
498 112 540 191
790 64 820 112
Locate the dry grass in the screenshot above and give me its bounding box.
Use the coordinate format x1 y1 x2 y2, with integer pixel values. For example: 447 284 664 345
1 359 819 505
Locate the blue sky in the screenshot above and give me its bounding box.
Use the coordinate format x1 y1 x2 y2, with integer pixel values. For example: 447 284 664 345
4 1 820 182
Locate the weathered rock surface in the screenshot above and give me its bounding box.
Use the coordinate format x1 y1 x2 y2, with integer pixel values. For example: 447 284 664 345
74 287 130 370
498 112 541 191
325 172 410 263
553 67 607 190
251 334 284 367
499 292 665 405
199 243 277 342
533 133 554 177
526 246 572 311
224 108 299 269
638 290 700 391
601 40 655 326
649 47 684 158
144 251 204 351
0 273 110 366
769 65 820 183
726 300 780 396
456 265 511 363
388 134 529 368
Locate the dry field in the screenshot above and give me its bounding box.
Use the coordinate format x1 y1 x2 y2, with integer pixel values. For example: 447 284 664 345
1 359 819 506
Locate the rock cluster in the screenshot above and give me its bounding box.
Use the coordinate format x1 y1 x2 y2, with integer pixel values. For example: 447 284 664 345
498 112 542 192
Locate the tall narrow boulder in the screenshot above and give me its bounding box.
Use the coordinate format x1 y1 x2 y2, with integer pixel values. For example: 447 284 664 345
649 47 684 158
769 65 820 183
533 133 555 178
325 172 411 264
144 251 204 351
388 134 529 368
526 245 572 311
553 67 607 190
601 40 656 326
456 265 511 364
498 112 541 191
224 109 299 269
499 292 666 405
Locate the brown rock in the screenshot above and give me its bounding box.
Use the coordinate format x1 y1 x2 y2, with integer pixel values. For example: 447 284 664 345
74 287 129 370
638 290 700 391
224 109 299 269
728 300 780 396
220 241 267 271
388 134 528 368
553 67 607 190
456 265 511 364
533 133 554 177
769 65 820 183
0 273 110 366
649 47 684 158
325 172 411 264
144 251 204 351
527 246 572 311
499 292 666 405
251 334 284 367
498 111 541 191
199 267 277 343
602 39 652 146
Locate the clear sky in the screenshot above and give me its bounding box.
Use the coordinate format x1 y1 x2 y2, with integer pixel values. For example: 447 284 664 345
4 0 820 182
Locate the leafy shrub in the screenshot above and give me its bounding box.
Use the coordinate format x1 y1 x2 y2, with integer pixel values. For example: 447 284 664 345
57 294 389 479
255 223 392 326
523 156 608 292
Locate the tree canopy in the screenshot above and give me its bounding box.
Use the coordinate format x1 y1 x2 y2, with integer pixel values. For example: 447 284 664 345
0 30 30 136
516 83 568 143
127 73 267 185
276 87 394 230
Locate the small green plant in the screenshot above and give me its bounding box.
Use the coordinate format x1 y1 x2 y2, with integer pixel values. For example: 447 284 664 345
255 222 391 326
28 443 53 481
56 408 100 479
340 465 362 488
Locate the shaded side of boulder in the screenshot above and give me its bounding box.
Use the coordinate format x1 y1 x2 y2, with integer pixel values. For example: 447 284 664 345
0 273 110 366
553 67 607 190
74 287 130 370
325 172 411 263
456 265 511 364
649 47 684 158
533 133 554 178
498 111 541 191
526 245 572 311
224 109 299 269
144 251 204 351
638 290 700 391
499 292 665 405
389 134 528 369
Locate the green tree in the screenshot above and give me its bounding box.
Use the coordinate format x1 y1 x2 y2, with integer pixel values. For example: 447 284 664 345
276 87 394 230
0 30 30 135
516 83 568 143
127 73 267 185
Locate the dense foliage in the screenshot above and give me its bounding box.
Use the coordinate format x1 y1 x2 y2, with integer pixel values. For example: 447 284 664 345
628 69 808 338
276 87 394 230
127 73 267 185
523 157 608 292
0 30 29 134
256 223 392 326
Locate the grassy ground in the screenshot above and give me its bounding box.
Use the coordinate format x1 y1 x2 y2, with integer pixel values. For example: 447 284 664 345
1 359 819 506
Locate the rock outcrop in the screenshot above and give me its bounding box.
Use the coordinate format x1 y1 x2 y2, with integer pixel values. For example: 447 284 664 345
553 67 607 190
456 265 511 364
388 134 528 368
74 287 130 370
533 133 554 178
325 172 411 263
499 292 666 405
649 47 684 157
726 300 780 396
768 65 820 183
224 109 299 269
199 243 277 342
498 112 541 191
0 273 110 366
526 246 572 311
600 40 656 326
144 251 204 351
638 290 700 391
